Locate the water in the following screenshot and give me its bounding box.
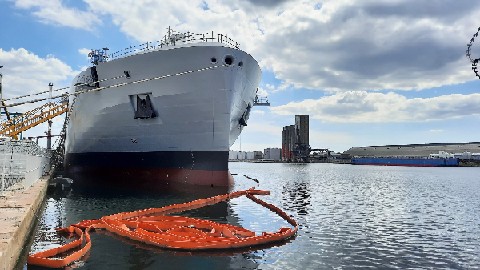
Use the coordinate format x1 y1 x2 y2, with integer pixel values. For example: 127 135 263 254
25 163 480 269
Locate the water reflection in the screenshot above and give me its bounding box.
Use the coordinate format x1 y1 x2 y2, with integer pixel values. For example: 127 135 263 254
229 163 480 269
24 174 264 269
24 164 480 269
283 181 311 216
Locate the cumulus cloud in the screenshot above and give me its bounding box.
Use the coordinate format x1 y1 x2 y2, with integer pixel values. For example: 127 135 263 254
271 91 480 123
63 0 477 93
0 48 76 145
81 0 263 54
0 48 76 111
241 0 290 7
13 0 101 29
11 0 480 92
310 130 353 149
78 48 93 60
259 0 480 92
9 1 480 121
230 120 282 151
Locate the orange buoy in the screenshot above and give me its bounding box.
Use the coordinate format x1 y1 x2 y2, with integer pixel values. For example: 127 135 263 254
28 188 298 268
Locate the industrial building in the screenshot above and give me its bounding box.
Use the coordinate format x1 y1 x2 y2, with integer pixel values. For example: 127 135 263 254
264 148 281 161
229 151 263 161
344 142 480 159
282 115 310 162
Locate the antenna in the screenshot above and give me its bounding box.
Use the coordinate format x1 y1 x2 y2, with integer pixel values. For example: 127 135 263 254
0 67 2 101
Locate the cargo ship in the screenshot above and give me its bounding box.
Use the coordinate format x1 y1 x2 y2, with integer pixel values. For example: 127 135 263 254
351 157 459 167
64 29 261 188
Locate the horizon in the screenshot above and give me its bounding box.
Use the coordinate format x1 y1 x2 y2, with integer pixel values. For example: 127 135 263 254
229 141 480 154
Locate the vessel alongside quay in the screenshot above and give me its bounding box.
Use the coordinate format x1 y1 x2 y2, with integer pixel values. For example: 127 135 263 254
64 29 261 188
351 157 459 167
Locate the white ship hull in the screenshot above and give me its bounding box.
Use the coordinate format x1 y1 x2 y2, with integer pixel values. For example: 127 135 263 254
65 42 261 187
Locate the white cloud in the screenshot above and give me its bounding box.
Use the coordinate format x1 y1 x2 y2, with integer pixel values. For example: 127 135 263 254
83 0 262 48
13 0 101 29
64 0 479 93
271 91 480 123
256 87 268 97
310 130 354 150
0 48 76 111
243 121 281 137
251 110 265 116
11 0 480 92
78 48 93 62
0 48 76 145
230 120 283 151
257 0 479 92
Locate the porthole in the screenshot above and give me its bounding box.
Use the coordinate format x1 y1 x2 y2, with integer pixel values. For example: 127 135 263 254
224 55 234 65
211 57 217 63
238 61 243 67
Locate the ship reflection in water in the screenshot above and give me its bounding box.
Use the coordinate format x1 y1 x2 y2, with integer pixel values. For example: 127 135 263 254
24 162 480 269
25 172 290 269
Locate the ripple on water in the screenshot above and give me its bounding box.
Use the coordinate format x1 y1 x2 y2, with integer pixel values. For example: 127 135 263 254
26 163 480 269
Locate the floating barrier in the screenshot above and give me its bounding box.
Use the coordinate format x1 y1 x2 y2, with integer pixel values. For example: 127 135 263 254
27 188 298 268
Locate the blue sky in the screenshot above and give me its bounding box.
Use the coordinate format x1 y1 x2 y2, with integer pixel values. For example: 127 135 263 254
1 0 479 152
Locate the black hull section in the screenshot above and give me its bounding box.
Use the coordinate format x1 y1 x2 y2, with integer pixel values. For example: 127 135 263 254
64 151 231 189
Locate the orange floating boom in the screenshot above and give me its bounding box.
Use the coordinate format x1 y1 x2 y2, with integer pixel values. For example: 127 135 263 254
27 188 298 268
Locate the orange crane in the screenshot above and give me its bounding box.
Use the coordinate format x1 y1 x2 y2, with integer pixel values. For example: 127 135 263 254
0 100 68 140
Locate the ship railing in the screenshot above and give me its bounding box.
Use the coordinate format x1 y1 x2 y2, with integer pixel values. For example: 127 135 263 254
109 31 240 60
0 139 51 196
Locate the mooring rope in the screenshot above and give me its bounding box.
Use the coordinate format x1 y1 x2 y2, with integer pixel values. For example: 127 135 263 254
1 64 228 109
3 72 127 102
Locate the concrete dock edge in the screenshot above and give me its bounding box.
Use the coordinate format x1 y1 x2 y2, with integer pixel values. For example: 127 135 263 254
0 176 49 270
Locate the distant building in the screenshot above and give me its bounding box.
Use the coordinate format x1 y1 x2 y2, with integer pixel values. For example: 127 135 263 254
282 125 295 161
344 142 480 158
295 114 309 147
228 150 262 160
294 114 310 160
264 148 281 160
229 151 242 160
254 151 263 159
282 115 310 162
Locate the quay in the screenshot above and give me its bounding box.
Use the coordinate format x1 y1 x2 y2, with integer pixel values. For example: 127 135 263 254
0 175 49 269
0 139 52 269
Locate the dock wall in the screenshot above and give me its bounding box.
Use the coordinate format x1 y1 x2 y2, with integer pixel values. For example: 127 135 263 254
0 176 48 270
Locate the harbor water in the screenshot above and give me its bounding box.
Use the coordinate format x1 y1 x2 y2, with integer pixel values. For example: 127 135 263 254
25 163 480 269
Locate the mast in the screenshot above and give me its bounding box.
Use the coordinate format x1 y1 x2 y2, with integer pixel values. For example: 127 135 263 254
0 66 11 121
47 83 53 150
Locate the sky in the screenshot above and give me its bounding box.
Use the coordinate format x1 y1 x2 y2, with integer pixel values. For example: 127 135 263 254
0 0 479 152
